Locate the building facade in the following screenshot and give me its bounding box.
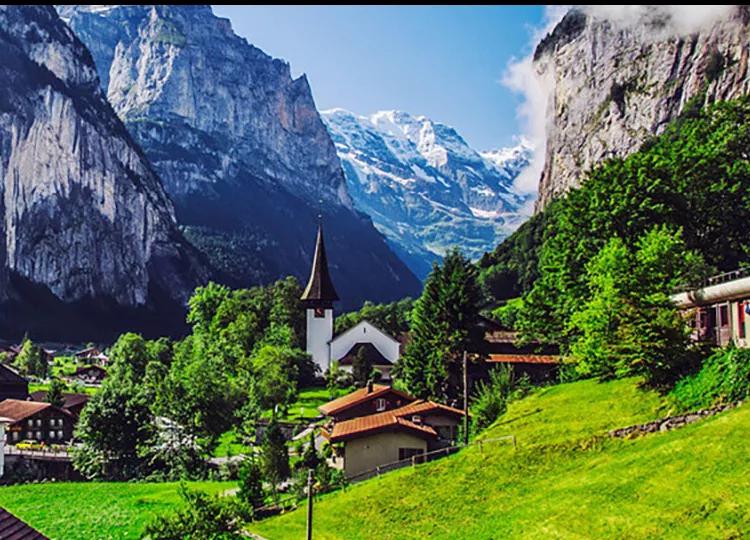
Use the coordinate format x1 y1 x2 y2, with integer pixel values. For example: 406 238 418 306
672 269 750 348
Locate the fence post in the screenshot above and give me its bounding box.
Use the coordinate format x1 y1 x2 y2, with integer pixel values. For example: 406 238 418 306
512 435 517 450
412 455 416 467
376 466 380 477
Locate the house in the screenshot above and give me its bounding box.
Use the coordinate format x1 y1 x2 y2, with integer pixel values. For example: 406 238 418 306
0 399 74 445
469 316 560 384
301 222 402 379
0 507 49 539
672 268 750 347
323 399 465 478
29 391 90 419
0 363 29 401
70 364 107 384
319 383 415 422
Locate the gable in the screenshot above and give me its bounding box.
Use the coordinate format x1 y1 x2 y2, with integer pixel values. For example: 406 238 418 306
330 320 400 363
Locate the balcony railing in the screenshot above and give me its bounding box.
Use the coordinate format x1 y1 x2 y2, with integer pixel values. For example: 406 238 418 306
674 267 750 294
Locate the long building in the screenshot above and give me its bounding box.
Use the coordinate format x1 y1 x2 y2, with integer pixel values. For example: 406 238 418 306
671 269 750 347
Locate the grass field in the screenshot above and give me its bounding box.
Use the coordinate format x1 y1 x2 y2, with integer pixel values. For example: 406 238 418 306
0 481 232 539
251 377 750 539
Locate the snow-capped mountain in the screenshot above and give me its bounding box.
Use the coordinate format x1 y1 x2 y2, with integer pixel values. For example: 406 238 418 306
322 109 533 278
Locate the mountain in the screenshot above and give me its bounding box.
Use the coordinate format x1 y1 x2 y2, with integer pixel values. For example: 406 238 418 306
533 6 750 210
59 5 420 309
0 5 208 340
322 109 532 278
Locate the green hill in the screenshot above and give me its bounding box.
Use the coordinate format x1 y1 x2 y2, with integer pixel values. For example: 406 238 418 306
251 378 750 539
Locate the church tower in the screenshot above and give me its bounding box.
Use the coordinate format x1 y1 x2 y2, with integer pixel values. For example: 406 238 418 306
301 221 339 374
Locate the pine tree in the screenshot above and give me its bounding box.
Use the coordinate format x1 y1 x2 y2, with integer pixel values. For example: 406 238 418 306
238 457 266 509
398 249 481 401
46 377 66 408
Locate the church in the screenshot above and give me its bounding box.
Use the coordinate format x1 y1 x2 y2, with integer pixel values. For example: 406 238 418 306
300 222 400 381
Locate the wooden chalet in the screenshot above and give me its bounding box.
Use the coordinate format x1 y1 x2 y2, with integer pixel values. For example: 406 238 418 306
70 364 107 384
0 364 28 402
0 400 74 445
0 507 48 540
29 391 89 419
319 382 414 422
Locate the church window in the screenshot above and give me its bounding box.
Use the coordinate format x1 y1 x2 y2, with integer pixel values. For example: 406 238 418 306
314 307 325 318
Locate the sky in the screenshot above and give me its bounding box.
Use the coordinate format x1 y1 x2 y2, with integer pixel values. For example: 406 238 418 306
212 5 547 151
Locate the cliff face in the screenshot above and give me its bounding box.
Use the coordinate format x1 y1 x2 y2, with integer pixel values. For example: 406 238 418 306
534 6 750 210
61 5 420 306
0 5 207 338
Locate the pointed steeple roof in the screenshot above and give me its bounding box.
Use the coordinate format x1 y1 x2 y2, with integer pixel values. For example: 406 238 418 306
301 221 339 305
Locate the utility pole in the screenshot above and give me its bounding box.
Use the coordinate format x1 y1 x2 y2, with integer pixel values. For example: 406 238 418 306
463 350 469 445
306 468 314 540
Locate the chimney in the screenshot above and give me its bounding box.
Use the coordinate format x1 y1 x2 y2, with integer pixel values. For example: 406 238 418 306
367 380 373 394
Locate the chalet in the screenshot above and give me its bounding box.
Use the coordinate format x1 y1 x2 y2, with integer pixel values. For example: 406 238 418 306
74 346 109 365
0 363 29 401
70 364 107 384
29 391 90 419
672 268 750 348
323 399 465 478
319 382 414 422
469 316 560 384
301 222 402 380
0 399 74 445
0 507 48 539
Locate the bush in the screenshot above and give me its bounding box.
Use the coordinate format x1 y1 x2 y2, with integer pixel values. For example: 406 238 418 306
670 346 750 411
141 486 250 540
471 365 530 434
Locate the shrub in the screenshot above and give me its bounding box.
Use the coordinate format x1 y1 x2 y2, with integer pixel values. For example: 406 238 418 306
670 346 750 411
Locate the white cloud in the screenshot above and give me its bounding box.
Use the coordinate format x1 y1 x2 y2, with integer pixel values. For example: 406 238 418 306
582 5 737 37
501 5 570 195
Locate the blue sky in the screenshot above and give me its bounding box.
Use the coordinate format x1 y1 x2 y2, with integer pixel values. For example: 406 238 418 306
212 5 547 151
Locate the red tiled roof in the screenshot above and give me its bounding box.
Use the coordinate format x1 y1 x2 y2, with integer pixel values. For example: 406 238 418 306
0 400 71 423
0 508 48 540
329 409 437 442
319 385 414 416
487 354 560 365
328 400 466 442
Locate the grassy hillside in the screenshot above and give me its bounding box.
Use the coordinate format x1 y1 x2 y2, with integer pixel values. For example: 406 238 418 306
252 378 750 539
0 481 232 540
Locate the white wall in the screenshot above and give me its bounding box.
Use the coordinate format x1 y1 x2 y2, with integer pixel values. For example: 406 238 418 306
330 320 400 363
307 308 333 374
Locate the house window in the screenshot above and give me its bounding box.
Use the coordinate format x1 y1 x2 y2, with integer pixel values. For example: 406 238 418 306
57 430 63 439
720 305 729 327
49 431 56 439
27 419 33 428
375 398 387 412
26 431 33 439
35 431 42 440
35 419 42 427
398 448 424 461
12 431 18 441
411 415 422 424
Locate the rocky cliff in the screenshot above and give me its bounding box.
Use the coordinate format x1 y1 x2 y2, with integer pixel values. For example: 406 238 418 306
60 5 420 306
533 6 750 210
0 5 207 339
322 109 531 278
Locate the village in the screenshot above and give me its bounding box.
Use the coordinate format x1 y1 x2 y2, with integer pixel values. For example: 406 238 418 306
0 222 747 494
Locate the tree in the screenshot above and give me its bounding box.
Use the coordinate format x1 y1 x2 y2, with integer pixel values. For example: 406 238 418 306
260 420 290 497
237 458 266 509
471 365 515 434
398 249 482 401
248 345 302 415
568 226 706 386
13 337 47 378
351 346 374 387
46 377 66 408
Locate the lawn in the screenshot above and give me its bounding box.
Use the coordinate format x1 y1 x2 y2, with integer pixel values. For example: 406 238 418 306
264 386 352 423
0 481 233 540
251 377 750 539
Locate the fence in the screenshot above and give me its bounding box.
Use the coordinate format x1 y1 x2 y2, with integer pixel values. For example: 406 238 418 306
347 434 517 484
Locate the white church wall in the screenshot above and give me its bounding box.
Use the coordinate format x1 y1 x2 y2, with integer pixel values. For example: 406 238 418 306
330 320 400 363
307 308 334 374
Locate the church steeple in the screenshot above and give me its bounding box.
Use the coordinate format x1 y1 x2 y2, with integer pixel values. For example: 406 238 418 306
301 221 339 308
